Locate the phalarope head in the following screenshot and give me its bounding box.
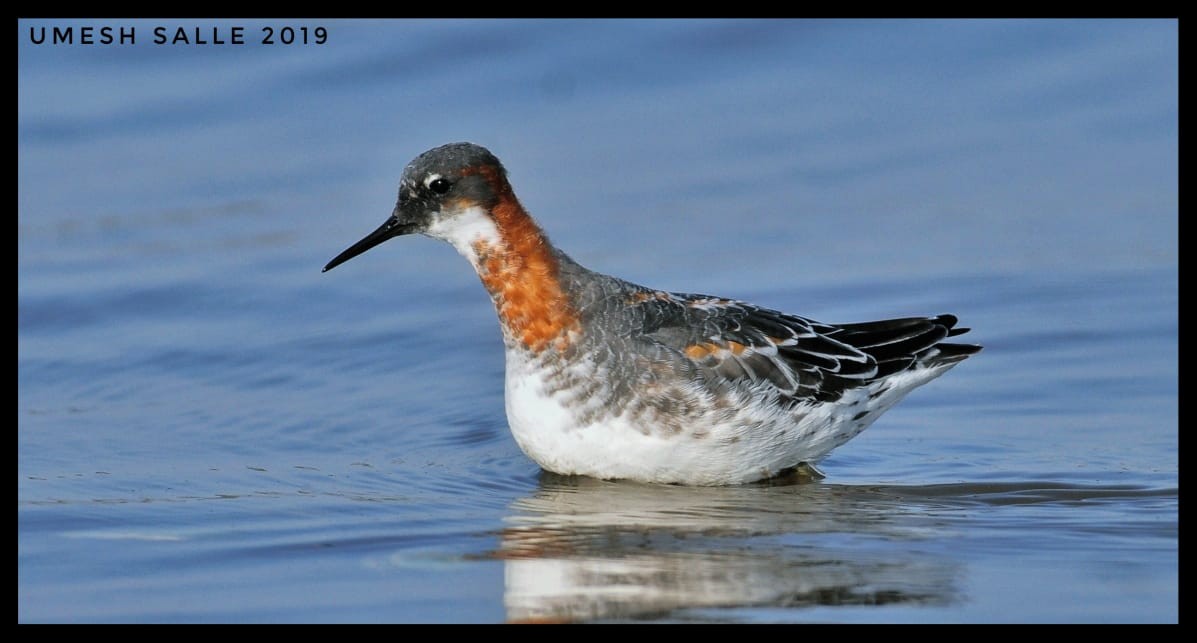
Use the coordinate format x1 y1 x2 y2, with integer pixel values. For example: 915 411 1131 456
323 142 511 273
324 143 578 353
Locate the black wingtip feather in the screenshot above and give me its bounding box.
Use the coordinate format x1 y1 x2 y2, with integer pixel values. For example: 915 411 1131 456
920 342 983 367
936 342 983 357
833 314 979 372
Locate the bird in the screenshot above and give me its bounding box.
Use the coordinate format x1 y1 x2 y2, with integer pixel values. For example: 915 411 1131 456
323 142 981 486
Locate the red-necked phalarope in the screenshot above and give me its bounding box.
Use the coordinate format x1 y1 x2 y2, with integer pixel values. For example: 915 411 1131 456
324 143 981 485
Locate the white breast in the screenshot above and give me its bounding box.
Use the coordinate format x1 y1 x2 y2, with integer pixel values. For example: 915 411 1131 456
501 346 958 485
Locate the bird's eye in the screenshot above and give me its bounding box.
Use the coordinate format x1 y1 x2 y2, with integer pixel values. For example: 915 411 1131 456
429 178 452 195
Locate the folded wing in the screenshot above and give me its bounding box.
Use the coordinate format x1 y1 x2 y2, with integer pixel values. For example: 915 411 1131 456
636 292 980 403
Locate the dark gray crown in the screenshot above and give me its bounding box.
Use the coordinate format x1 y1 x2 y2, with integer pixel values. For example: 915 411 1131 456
401 142 505 184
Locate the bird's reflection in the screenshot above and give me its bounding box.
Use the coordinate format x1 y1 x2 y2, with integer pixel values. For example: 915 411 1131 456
497 472 960 622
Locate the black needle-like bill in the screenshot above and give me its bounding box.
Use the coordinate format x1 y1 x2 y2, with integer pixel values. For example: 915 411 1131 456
322 216 415 273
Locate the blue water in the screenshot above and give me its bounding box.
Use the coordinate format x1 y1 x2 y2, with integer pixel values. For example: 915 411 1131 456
18 19 1177 623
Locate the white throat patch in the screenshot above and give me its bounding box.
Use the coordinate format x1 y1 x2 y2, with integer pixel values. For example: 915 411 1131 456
423 204 502 268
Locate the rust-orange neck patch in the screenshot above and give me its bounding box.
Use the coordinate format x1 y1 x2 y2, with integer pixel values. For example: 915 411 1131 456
467 168 579 353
